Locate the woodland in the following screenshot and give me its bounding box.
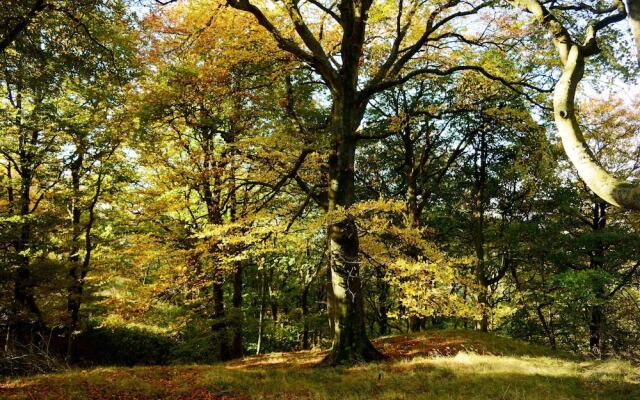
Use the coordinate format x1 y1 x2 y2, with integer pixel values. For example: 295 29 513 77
2 0 640 399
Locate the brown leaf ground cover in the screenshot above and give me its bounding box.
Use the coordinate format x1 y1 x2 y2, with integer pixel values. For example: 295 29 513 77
2 330 639 400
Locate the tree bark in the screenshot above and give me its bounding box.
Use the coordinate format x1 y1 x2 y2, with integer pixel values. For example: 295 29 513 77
323 100 383 364
535 304 557 350
513 0 640 209
256 268 267 355
66 151 83 360
200 127 232 361
231 264 243 359
212 282 230 361
554 46 640 209
301 284 310 350
588 201 607 355
375 264 389 336
268 268 278 322
472 130 490 332
0 0 47 53
12 127 44 344
627 0 640 64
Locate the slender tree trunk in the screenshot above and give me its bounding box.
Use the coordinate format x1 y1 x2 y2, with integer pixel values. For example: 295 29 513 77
472 130 490 333
403 128 428 335
589 201 607 356
4 163 14 349
231 264 243 358
375 265 389 336
535 304 557 350
212 282 230 361
13 145 43 343
256 268 267 355
301 284 310 350
200 128 233 361
5 163 14 212
268 269 278 322
589 305 604 355
66 151 83 360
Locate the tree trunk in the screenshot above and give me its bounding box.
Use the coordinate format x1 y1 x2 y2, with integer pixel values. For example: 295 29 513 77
13 152 43 343
535 304 557 350
553 39 640 209
510 0 639 209
478 289 490 333
589 201 607 356
323 103 383 364
212 282 230 361
301 284 310 350
326 264 336 345
66 151 83 360
200 127 232 361
231 264 243 359
627 0 640 65
5 163 14 212
375 265 389 336
408 316 422 333
589 305 604 355
268 268 278 322
256 269 267 355
472 130 490 333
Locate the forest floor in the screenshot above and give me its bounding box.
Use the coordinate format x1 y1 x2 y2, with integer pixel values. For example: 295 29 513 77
1 330 639 399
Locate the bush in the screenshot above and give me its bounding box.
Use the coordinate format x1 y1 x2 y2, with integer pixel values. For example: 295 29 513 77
76 325 178 366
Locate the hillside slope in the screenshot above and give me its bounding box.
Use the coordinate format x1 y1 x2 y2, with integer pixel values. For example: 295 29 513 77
1 330 639 400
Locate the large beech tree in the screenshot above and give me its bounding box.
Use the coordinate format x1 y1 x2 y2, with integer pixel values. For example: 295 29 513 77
221 0 545 364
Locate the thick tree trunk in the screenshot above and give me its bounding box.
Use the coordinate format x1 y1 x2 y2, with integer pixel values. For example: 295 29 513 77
326 266 336 345
408 316 422 333
200 128 232 361
325 216 381 364
323 103 383 364
478 289 490 333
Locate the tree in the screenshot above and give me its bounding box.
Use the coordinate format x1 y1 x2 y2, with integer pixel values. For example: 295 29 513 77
508 0 640 209
0 0 136 348
220 0 545 364
138 1 288 359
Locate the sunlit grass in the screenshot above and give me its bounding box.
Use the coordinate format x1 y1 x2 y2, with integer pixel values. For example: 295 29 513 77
2 330 638 399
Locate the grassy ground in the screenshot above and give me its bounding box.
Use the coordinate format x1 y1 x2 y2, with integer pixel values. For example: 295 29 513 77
1 330 639 399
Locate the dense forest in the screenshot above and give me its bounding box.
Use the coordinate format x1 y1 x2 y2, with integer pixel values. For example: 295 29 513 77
2 0 640 396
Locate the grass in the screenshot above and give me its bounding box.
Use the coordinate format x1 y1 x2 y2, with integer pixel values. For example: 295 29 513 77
1 330 639 399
